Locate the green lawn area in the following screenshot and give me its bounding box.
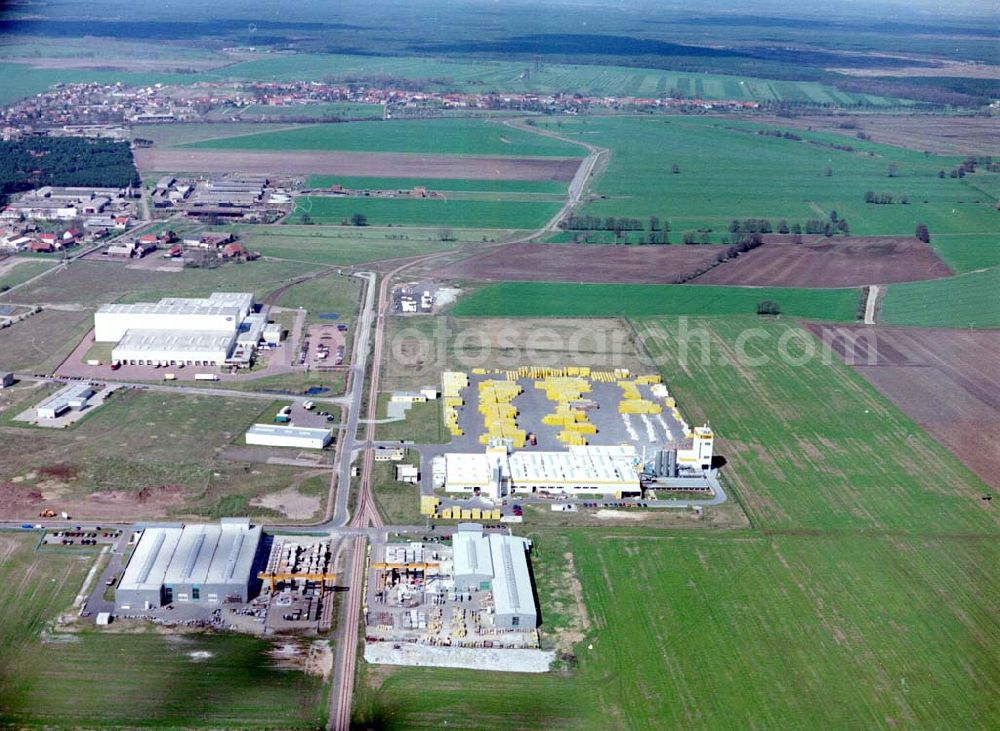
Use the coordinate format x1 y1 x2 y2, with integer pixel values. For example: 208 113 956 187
375 395 448 444
233 225 473 266
290 197 561 229
923 234 1000 273
880 267 1000 328
451 281 861 321
183 118 584 157
0 533 327 728
371 460 422 525
540 116 998 249
307 175 568 194
0 260 57 291
0 308 94 373
2 259 316 308
275 270 363 326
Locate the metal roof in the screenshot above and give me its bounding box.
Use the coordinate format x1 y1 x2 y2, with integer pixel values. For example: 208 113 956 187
113 330 237 353
507 447 638 486
97 292 253 319
246 424 333 440
118 521 262 593
453 524 492 580
489 534 534 620
36 382 96 414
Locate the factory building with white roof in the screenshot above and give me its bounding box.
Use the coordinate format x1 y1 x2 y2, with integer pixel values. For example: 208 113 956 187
444 444 642 500
93 292 258 367
452 524 537 630
115 518 263 611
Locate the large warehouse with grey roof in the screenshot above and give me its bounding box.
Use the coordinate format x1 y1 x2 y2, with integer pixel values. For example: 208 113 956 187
115 519 264 611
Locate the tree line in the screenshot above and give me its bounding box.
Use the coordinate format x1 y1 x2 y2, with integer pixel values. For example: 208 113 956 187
0 136 140 203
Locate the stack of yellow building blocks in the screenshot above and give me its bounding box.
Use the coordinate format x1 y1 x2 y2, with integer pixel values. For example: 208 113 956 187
635 374 662 385
442 371 469 437
617 378 663 414
477 379 526 447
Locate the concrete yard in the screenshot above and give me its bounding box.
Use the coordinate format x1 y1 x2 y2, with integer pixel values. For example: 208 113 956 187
364 643 555 673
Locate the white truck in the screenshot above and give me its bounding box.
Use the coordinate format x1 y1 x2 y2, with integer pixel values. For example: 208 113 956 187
194 373 219 381
303 400 315 410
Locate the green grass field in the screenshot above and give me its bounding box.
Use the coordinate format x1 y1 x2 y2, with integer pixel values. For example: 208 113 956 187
184 118 584 157
275 269 362 326
451 281 861 321
291 196 561 229
2 259 316 308
375 395 448 444
0 533 327 728
240 102 384 119
880 267 1000 328
635 317 997 532
307 175 567 194
543 117 998 253
371 460 422 525
0 308 94 373
233 225 478 265
209 54 897 105
0 260 57 291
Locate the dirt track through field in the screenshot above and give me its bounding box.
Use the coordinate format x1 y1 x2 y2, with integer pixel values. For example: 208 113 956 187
805 323 1000 489
692 237 951 288
134 149 580 181
437 241 726 283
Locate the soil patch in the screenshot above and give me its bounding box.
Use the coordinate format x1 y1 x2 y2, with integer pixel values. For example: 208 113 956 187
250 486 321 520
134 149 579 181
692 237 951 288
438 242 726 284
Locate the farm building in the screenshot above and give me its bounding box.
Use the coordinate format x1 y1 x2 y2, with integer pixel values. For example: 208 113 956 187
93 292 262 367
35 383 95 419
115 519 264 611
245 424 333 449
444 445 641 500
0 371 13 389
453 524 537 629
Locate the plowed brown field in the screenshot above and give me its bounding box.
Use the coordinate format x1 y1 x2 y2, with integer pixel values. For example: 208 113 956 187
437 242 727 284
805 323 1000 489
693 237 951 287
134 149 580 180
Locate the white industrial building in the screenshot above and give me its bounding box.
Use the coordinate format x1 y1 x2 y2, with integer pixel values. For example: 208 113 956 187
93 292 264 367
245 424 333 450
35 383 95 419
444 445 641 500
115 519 263 611
112 330 238 367
453 524 537 629
677 425 715 471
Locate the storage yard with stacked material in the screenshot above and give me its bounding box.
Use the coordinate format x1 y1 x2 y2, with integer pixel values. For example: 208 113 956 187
431 367 715 503
365 524 541 663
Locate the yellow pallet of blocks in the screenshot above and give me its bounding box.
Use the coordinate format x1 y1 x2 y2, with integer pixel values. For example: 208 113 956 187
565 421 598 434
635 374 662 385
557 430 588 446
618 381 641 400
421 496 440 516
618 399 662 414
